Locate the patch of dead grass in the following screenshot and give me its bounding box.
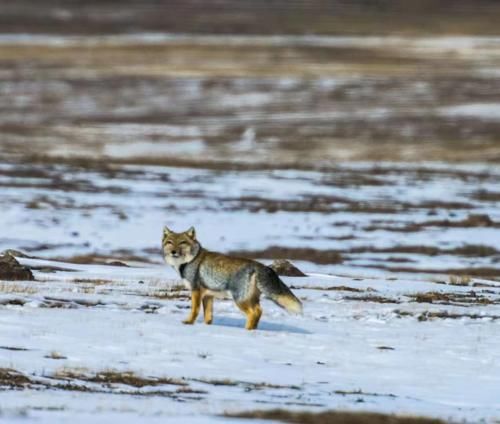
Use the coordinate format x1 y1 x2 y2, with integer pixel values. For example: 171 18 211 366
448 275 472 286
229 246 342 265
344 295 400 304
148 289 190 300
410 291 496 306
364 214 499 233
195 377 300 391
44 351 67 360
0 282 38 294
53 369 187 387
334 389 396 398
0 368 31 388
71 278 113 285
393 309 500 321
366 265 500 279
145 282 190 299
418 311 500 322
225 409 445 424
290 285 364 293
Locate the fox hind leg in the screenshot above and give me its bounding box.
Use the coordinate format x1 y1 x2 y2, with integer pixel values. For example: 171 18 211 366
202 295 214 324
247 303 262 330
236 301 262 330
183 289 201 324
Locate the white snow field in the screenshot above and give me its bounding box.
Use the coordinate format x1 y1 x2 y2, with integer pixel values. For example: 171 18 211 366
1 160 500 423
0 256 499 423
1 160 500 278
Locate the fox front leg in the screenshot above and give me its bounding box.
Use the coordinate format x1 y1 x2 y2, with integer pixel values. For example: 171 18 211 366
183 289 201 324
202 296 214 325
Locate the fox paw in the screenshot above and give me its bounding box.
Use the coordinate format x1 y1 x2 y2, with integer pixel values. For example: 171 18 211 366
182 319 195 325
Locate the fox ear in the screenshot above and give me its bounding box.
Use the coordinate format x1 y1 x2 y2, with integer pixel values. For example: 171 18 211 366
186 226 196 239
163 226 172 235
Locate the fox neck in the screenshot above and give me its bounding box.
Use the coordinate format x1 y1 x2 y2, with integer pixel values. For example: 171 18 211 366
169 243 202 275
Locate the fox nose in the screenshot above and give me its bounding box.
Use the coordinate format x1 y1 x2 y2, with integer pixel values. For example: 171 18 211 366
171 250 178 256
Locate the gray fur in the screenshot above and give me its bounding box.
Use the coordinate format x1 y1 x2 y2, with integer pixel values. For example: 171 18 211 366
163 227 303 323
180 247 298 307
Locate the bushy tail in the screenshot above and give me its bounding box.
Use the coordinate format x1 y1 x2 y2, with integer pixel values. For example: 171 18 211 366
257 267 303 315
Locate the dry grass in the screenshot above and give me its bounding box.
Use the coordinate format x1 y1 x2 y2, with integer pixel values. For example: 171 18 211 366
71 278 114 285
418 311 500 322
344 295 400 304
149 290 190 300
290 285 364 293
76 286 96 294
56 255 129 266
44 351 67 360
67 278 116 294
448 275 472 286
410 291 496 306
225 409 445 424
194 377 300 391
367 265 500 279
364 215 499 233
53 368 187 388
0 368 31 388
0 282 38 294
393 309 500 321
229 246 343 265
147 282 190 300
0 42 436 80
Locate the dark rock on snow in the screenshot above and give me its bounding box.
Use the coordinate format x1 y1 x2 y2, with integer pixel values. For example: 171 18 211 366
0 254 34 281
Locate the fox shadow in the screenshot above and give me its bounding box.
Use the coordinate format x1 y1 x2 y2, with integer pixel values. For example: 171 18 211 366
212 316 311 334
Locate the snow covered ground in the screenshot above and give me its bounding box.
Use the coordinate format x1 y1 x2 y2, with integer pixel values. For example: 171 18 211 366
1 160 500 279
1 256 499 423
1 10 500 422
1 158 499 422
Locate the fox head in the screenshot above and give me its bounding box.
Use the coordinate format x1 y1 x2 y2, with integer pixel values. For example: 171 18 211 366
162 226 200 269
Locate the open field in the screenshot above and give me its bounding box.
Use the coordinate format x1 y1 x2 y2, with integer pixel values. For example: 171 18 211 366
1 34 500 164
1 256 499 422
1 2 500 422
1 159 500 279
1 158 500 422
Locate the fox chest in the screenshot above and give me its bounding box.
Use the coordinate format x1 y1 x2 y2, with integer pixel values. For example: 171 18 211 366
180 261 231 292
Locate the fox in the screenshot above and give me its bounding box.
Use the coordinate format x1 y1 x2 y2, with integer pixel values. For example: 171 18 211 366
162 226 302 330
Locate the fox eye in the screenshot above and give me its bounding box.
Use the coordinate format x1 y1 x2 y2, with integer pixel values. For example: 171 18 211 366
179 241 188 246
165 240 174 246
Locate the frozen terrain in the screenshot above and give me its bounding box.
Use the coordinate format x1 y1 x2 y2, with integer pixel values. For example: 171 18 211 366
1 255 499 423
2 32 500 164
0 160 499 422
1 159 500 279
1 4 500 421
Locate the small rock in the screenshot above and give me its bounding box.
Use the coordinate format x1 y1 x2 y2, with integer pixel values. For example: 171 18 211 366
0 254 34 281
269 259 306 277
377 346 395 351
464 213 494 227
107 261 128 267
2 249 31 258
